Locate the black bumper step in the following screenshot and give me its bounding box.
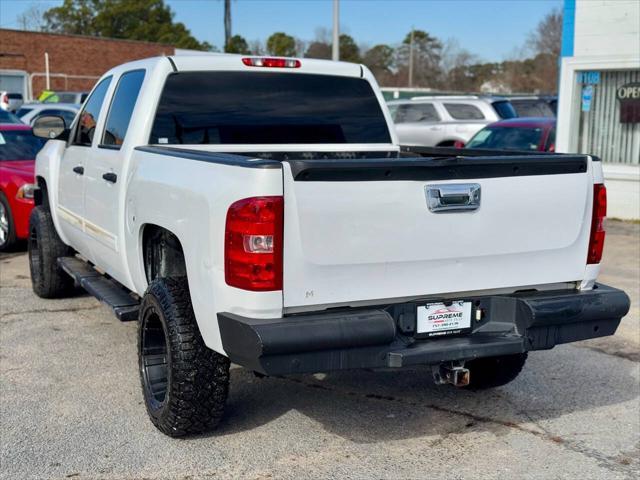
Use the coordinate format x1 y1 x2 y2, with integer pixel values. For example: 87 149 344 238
58 257 139 321
218 284 630 375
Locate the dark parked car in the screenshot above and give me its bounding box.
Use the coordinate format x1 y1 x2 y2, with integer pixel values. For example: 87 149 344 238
509 96 557 117
464 117 556 152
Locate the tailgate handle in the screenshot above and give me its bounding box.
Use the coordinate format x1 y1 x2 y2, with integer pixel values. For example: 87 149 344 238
425 183 481 213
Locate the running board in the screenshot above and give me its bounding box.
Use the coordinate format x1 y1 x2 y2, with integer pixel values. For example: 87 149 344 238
57 256 140 321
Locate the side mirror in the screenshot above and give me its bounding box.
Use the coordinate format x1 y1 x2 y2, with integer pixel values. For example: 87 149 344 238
32 115 69 141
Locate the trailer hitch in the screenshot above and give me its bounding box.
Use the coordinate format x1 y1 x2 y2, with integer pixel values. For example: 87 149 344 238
432 363 470 387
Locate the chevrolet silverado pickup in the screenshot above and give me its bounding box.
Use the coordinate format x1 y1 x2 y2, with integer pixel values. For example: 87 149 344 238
29 55 630 437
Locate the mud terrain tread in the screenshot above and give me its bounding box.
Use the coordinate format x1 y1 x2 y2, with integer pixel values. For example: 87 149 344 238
139 277 230 437
28 206 74 298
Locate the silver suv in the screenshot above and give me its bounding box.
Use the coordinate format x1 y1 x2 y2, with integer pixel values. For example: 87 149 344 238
387 96 517 146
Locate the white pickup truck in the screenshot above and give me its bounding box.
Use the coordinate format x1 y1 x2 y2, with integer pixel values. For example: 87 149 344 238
30 55 630 437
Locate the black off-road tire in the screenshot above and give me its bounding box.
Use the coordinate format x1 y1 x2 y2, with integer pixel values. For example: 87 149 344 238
464 353 528 390
138 277 230 437
28 205 74 298
0 193 17 252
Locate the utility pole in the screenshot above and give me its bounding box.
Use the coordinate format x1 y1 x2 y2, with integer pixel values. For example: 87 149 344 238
224 0 232 52
332 0 339 61
408 27 414 88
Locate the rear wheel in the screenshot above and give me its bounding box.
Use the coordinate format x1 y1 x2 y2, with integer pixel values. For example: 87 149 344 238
464 353 528 390
28 205 74 298
0 193 16 252
138 277 230 437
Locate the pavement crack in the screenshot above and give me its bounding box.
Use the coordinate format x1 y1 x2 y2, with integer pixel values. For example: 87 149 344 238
493 389 637 475
277 376 638 476
0 304 101 320
576 343 640 362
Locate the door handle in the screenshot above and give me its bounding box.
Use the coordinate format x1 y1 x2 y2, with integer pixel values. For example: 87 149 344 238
72 166 84 175
425 183 481 213
102 172 117 183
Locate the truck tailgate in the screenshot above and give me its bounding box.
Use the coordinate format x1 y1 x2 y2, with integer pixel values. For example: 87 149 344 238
282 155 594 309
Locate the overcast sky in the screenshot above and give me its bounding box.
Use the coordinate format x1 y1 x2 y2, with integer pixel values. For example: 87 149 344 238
0 0 563 62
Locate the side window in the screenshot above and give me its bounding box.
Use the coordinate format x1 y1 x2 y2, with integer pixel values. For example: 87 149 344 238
73 77 112 147
395 103 440 123
444 103 485 120
101 70 145 148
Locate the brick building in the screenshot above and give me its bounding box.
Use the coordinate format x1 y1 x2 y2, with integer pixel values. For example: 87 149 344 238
0 29 178 100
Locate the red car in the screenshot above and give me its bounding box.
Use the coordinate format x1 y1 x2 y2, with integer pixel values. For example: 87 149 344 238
0 124 46 251
462 117 556 152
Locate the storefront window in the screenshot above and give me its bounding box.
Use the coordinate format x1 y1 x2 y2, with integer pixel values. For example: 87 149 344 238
575 70 640 164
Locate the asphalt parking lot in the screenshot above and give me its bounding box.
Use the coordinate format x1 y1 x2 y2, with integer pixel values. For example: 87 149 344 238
1 220 638 480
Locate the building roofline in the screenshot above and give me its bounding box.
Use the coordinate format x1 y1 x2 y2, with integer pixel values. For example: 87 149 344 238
0 27 178 49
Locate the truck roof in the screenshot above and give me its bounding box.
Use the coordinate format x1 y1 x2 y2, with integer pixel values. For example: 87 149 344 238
102 54 365 80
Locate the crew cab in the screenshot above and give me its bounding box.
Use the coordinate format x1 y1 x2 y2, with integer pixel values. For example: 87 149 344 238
29 55 630 437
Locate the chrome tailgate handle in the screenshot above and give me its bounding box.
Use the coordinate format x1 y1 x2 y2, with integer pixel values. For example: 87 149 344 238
425 183 481 213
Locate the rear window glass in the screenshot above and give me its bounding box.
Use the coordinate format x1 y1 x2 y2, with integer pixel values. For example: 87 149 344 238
466 126 543 151
394 103 440 123
0 130 45 161
150 72 391 144
511 100 554 118
7 93 23 100
492 101 517 119
444 103 485 120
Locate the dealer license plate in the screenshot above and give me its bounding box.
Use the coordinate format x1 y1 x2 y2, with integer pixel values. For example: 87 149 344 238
417 301 472 337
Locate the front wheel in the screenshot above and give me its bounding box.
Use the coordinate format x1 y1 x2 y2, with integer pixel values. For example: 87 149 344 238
28 205 74 298
0 193 16 252
138 277 230 437
464 353 528 390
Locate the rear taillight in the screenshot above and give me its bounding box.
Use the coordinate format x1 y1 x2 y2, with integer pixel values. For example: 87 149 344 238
242 57 301 68
587 184 607 264
225 196 284 291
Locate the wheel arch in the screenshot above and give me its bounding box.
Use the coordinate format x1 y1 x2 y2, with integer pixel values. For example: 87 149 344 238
34 175 49 208
139 223 187 285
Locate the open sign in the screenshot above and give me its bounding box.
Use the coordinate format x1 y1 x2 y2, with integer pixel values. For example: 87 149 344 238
617 82 640 100
617 82 640 123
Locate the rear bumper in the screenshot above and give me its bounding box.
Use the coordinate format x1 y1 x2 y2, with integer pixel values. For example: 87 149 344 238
218 283 630 375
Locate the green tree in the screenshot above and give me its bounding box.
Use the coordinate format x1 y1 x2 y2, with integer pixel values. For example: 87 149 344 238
305 41 331 59
363 44 394 74
396 29 444 88
339 34 360 62
266 32 296 57
226 34 250 54
43 0 98 35
43 0 212 50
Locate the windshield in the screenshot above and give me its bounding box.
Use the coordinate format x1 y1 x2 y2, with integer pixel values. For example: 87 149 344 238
491 101 517 119
466 126 544 151
511 100 554 118
0 130 46 160
150 72 391 144
16 107 33 118
0 110 22 124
